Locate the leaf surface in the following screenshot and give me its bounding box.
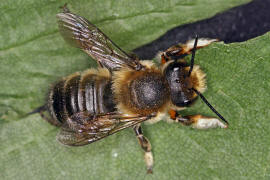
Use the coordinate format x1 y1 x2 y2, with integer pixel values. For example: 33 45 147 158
3 1 269 180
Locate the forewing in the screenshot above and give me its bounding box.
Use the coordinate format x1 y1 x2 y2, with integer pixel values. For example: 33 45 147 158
57 112 152 146
57 11 142 71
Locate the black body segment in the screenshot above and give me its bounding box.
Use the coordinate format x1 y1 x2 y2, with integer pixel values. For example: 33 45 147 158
65 74 81 116
49 80 66 124
164 61 194 106
48 70 116 125
101 82 116 113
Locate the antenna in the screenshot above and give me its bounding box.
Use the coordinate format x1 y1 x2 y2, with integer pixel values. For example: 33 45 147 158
192 88 229 125
188 35 198 77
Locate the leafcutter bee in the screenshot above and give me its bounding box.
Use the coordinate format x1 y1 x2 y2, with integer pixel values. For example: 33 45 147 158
29 6 229 174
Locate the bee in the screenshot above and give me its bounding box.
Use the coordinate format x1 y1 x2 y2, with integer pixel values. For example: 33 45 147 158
29 6 228 174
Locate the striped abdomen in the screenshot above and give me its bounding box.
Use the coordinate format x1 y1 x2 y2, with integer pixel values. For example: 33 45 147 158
47 69 116 125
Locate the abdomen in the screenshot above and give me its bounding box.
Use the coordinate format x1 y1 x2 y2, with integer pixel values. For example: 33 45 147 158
47 68 116 125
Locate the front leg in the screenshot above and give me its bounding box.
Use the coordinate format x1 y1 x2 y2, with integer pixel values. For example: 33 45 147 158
169 109 228 129
133 124 153 174
161 37 218 64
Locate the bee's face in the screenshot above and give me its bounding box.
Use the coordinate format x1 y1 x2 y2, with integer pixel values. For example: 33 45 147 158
164 61 197 107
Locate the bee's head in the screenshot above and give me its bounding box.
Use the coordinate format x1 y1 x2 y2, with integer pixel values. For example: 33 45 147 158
162 36 228 125
163 60 206 107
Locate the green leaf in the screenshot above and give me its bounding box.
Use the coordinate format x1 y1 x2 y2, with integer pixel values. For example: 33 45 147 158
3 0 270 180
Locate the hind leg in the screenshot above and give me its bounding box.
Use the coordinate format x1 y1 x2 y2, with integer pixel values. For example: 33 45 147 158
28 105 62 127
39 111 62 127
133 124 153 174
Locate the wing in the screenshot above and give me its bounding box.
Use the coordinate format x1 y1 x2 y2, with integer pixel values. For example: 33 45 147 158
57 112 153 146
57 9 143 71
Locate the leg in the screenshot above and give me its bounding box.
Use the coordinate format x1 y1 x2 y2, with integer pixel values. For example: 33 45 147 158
60 3 70 13
133 124 153 174
161 37 218 64
168 109 228 129
39 111 62 127
27 105 62 127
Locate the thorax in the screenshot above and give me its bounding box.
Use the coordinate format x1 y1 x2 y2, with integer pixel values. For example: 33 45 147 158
112 61 170 116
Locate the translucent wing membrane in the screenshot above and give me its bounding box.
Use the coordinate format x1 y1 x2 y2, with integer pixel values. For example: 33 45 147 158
57 11 142 71
57 112 152 146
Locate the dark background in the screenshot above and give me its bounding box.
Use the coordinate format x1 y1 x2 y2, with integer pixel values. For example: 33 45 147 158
133 0 270 59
